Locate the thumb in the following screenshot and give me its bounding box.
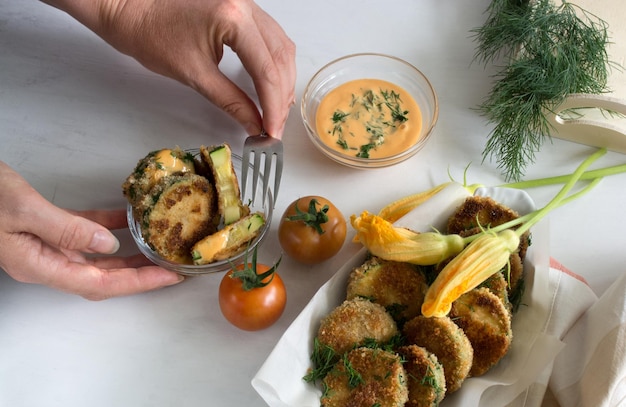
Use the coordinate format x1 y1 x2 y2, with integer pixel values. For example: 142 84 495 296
26 203 120 255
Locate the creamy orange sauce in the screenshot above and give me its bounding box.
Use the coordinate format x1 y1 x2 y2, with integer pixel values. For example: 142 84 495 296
193 229 228 260
315 79 422 159
150 149 195 184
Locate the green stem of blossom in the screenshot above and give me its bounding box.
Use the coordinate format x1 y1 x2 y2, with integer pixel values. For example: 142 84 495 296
462 148 607 245
459 161 626 195
500 163 626 190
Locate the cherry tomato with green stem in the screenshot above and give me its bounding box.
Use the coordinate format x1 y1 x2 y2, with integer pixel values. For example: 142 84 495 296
278 196 347 265
218 248 286 331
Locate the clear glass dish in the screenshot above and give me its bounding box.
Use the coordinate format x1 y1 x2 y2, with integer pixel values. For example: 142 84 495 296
127 149 273 275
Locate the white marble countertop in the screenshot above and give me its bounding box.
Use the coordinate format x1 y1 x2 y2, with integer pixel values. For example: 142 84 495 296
1 1 625 406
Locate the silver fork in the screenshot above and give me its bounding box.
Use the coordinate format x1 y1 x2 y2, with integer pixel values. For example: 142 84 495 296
241 133 283 208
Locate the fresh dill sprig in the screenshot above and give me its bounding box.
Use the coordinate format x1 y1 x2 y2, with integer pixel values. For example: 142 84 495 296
341 354 365 389
472 0 615 181
303 338 337 383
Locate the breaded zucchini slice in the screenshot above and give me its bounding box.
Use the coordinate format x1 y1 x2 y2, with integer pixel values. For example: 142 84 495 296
450 287 512 377
191 212 265 265
479 271 511 312
321 347 408 407
447 195 520 232
347 256 428 324
448 196 528 261
142 173 216 263
403 315 473 394
396 345 446 407
123 147 196 213
200 144 249 225
317 297 399 357
447 195 530 261
447 195 530 309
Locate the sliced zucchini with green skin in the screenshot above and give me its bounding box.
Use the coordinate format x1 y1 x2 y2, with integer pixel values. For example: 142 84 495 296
191 212 265 265
201 144 249 225
142 173 216 264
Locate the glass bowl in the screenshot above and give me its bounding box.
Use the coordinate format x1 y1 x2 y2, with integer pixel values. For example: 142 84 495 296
301 53 438 168
127 149 273 275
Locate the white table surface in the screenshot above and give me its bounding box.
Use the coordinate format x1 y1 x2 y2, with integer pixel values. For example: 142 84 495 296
2 1 626 406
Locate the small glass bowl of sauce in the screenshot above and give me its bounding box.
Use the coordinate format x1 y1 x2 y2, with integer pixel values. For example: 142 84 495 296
301 53 438 168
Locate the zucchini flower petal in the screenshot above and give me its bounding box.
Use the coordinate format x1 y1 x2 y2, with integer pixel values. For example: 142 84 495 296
377 182 453 223
422 229 520 317
350 211 465 265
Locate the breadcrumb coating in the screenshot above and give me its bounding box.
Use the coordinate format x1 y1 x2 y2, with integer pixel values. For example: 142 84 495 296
403 315 473 394
321 347 408 407
122 147 195 216
317 297 398 357
397 345 446 407
450 287 512 376
347 256 427 324
447 195 530 261
143 173 216 263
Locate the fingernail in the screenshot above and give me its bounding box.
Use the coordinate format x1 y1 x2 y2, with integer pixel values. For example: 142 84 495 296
89 230 120 254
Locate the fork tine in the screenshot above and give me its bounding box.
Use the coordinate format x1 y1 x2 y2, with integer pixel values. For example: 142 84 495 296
272 143 283 203
240 151 250 203
262 152 272 206
241 134 283 208
251 150 262 205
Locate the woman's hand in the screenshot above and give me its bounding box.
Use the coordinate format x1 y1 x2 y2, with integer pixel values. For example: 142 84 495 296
0 162 184 300
43 0 296 138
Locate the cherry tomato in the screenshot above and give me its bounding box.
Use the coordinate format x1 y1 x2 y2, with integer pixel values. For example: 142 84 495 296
278 196 347 265
218 250 286 331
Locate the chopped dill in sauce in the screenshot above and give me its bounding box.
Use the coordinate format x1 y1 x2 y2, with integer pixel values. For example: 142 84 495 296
316 79 420 159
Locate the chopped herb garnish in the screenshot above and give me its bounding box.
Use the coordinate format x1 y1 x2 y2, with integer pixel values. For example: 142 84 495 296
342 355 365 389
326 86 411 158
421 365 444 393
357 142 377 158
303 338 337 383
332 111 350 123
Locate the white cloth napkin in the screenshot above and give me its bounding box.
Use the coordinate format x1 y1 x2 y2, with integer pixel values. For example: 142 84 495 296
542 260 626 407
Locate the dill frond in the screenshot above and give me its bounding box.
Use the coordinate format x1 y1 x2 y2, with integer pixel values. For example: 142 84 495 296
472 0 614 181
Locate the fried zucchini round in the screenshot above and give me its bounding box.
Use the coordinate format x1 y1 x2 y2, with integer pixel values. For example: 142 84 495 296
403 315 473 394
479 271 510 311
317 297 398 357
447 195 529 309
123 148 196 215
142 173 217 263
447 195 530 261
396 345 446 407
449 287 512 377
447 195 520 233
346 256 428 324
321 347 408 407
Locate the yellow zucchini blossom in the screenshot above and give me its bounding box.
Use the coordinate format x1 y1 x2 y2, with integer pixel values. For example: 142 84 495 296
377 181 453 223
350 211 465 266
422 229 520 317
